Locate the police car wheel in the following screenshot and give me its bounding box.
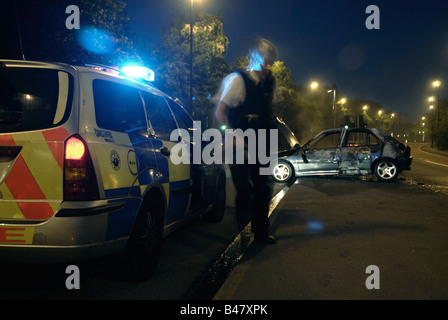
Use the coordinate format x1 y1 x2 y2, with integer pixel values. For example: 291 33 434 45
125 196 164 280
202 174 226 223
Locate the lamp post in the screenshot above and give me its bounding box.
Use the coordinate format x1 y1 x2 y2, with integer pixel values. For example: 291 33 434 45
338 97 347 128
432 81 441 149
189 0 194 116
328 88 336 128
429 105 435 147
359 105 368 128
433 81 441 125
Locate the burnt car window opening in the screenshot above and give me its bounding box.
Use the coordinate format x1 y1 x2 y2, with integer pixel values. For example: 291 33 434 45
344 131 380 147
309 132 340 149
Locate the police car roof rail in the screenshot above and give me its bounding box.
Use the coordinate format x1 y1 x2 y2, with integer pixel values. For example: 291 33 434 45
84 63 122 75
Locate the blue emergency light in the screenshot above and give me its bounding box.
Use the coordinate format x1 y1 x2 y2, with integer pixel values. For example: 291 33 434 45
121 66 155 82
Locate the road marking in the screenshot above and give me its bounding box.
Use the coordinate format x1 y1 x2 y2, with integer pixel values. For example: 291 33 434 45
416 145 448 167
417 145 448 157
425 160 448 168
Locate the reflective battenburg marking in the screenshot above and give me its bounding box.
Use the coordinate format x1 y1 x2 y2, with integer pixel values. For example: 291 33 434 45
0 227 35 244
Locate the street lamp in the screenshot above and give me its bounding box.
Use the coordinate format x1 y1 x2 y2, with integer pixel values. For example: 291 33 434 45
310 81 319 90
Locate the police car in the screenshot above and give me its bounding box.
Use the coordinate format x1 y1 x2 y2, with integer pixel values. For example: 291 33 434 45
0 59 226 279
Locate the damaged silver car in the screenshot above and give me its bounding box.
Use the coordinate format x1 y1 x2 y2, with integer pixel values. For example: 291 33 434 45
272 126 412 182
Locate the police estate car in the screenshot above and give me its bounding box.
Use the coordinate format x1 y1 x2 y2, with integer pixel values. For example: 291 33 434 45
0 60 226 279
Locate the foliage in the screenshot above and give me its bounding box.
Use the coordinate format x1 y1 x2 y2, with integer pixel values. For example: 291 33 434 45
426 99 448 149
6 0 139 65
150 12 229 126
6 3 444 148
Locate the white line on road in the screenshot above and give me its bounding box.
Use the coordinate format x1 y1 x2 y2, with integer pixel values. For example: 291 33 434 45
425 160 448 168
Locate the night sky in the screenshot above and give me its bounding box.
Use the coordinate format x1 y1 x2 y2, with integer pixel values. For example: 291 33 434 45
124 0 448 121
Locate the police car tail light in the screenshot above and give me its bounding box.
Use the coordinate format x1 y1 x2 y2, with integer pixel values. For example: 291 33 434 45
64 135 100 201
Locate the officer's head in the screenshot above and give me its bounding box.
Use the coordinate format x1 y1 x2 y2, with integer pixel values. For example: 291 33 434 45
247 37 278 72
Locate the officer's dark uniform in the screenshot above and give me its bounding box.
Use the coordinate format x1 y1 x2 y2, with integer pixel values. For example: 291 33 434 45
227 69 276 241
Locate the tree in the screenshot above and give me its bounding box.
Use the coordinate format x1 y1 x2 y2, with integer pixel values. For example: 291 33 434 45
3 0 139 65
432 98 448 149
151 12 229 126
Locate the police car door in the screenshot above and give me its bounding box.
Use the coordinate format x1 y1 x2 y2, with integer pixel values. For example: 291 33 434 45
165 98 215 211
141 91 192 225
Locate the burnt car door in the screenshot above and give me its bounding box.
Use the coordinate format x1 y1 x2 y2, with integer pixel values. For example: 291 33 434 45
338 128 382 174
299 130 341 175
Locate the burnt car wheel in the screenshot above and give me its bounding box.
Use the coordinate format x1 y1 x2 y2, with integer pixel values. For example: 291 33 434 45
374 159 399 182
272 160 294 182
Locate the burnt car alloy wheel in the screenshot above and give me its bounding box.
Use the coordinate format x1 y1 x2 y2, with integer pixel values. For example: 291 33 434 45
374 159 399 181
272 160 294 182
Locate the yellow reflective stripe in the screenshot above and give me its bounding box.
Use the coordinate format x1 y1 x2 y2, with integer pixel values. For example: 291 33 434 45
13 132 62 202
0 185 25 219
162 183 170 206
168 161 190 182
139 185 145 197
164 141 190 182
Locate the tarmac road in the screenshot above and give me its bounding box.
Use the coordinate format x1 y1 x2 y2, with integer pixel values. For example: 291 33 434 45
214 176 448 300
213 144 448 301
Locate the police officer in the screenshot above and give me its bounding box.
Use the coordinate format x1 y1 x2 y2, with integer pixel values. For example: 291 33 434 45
214 37 277 244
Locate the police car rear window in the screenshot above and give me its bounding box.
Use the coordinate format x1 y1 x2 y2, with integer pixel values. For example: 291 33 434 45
93 80 147 135
0 68 73 133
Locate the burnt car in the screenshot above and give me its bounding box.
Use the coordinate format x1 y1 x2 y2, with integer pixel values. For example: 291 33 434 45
272 126 412 182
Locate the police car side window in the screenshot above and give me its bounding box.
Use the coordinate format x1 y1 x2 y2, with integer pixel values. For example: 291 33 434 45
93 80 147 135
141 91 177 141
166 98 193 132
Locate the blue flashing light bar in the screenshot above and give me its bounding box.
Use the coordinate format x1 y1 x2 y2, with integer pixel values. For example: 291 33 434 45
121 66 155 82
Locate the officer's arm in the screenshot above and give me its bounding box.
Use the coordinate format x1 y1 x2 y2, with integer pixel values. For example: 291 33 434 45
213 72 244 127
214 101 229 127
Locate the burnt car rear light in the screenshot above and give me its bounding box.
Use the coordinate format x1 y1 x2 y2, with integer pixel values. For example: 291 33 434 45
64 134 100 201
